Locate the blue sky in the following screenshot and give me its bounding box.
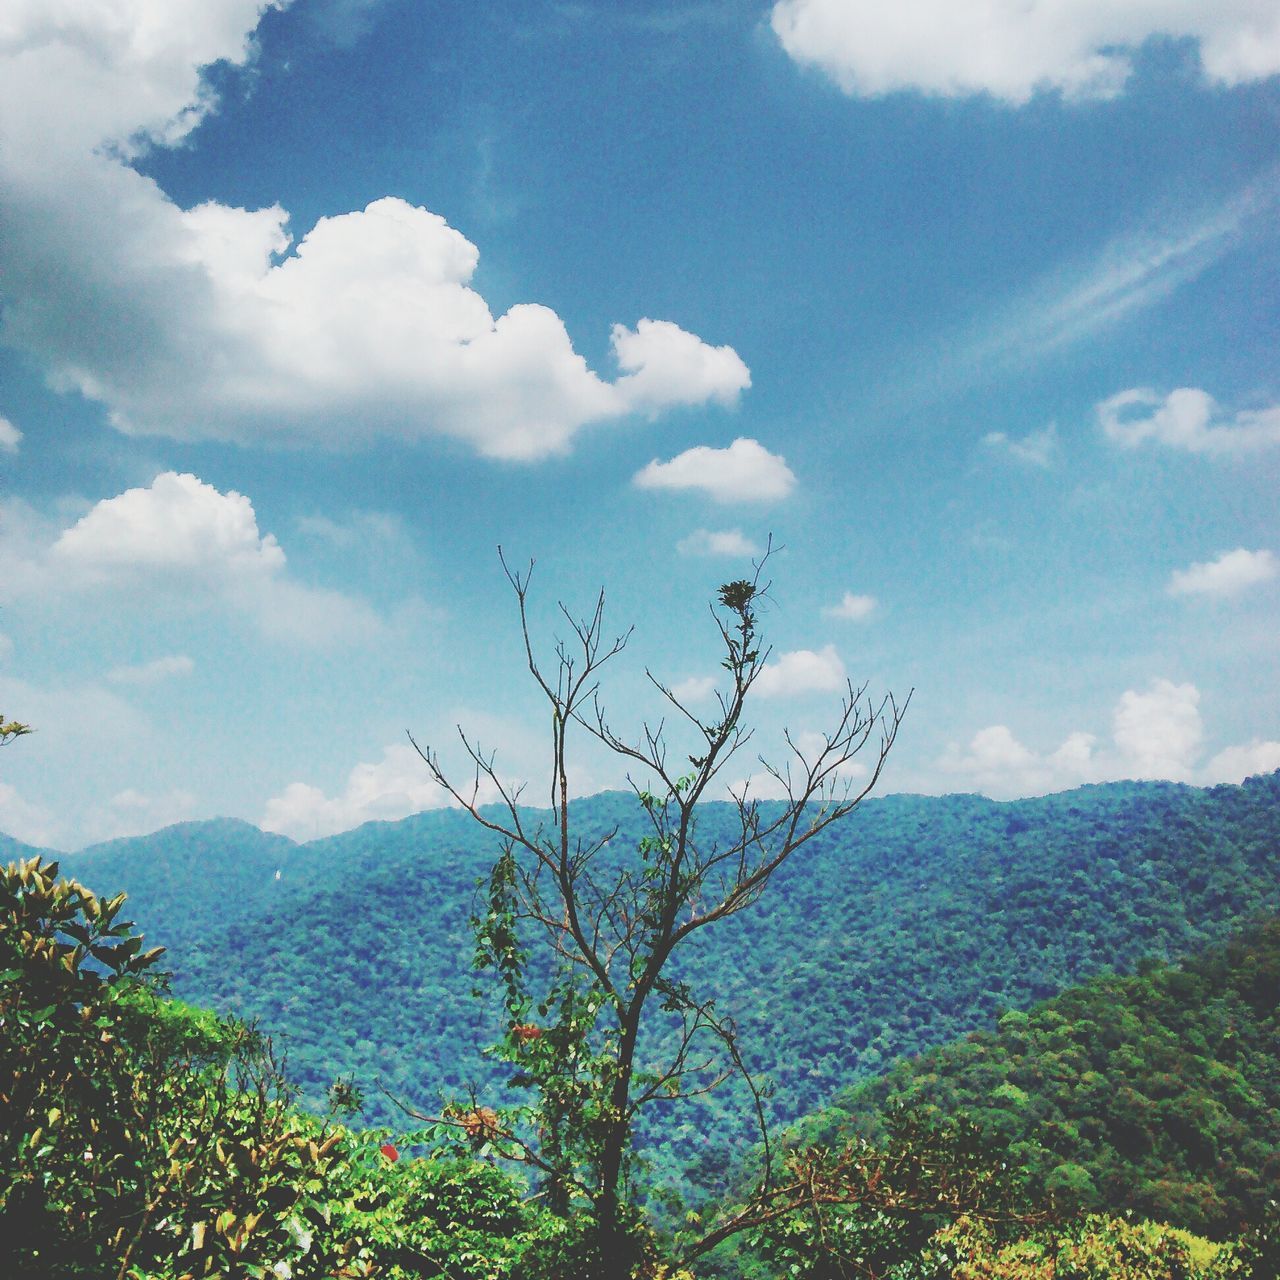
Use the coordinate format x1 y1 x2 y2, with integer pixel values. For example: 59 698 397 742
1 0 1278 849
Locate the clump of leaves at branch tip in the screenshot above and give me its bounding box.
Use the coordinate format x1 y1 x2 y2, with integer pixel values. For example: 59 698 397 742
0 714 31 747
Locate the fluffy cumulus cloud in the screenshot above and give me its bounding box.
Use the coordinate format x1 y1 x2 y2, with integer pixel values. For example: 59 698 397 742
634 438 796 503
6 472 378 644
823 592 877 621
1111 680 1204 780
941 678 1280 798
612 319 750 414
676 528 762 557
260 743 493 840
770 0 1280 103
0 3 747 461
0 416 22 453
1204 740 1280 784
753 645 847 698
1099 388 1280 453
53 472 284 580
1169 548 1277 598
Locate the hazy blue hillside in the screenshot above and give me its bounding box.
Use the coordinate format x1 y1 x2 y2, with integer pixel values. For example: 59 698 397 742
0 833 48 863
52 772 1280 1191
68 819 299 950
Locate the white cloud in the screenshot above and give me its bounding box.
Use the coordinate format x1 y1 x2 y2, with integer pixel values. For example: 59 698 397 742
1169 548 1277 598
1099 388 1280 453
0 779 197 849
669 675 717 703
612 319 750 414
982 425 1057 468
295 510 405 549
941 724 1107 797
0 672 159 848
770 0 1280 103
676 528 761 557
1204 739 1280 784
822 592 877 621
107 654 195 685
8 472 379 645
0 416 22 453
85 787 202 844
634 438 796 504
0 9 747 460
0 781 58 849
753 645 846 698
1111 679 1203 781
940 678 1279 798
727 727 868 801
261 742 500 841
53 472 284 580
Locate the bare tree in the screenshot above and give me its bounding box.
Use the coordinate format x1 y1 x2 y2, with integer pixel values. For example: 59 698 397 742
409 546 908 1276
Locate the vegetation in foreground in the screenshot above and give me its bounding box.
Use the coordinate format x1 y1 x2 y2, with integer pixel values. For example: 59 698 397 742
3 855 1278 1278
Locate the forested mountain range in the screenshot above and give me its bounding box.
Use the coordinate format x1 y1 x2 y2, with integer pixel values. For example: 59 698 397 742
47 770 1280 1188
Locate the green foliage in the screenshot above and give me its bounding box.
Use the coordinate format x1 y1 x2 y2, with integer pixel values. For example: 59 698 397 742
796 914 1280 1242
928 1213 1244 1280
0 857 564 1280
717 1120 1261 1280
0 713 32 747
725 1110 1042 1280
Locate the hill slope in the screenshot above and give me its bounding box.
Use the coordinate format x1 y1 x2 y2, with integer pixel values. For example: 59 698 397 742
787 914 1280 1241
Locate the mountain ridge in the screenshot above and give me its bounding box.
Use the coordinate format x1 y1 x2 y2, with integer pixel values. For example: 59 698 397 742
34 771 1280 1193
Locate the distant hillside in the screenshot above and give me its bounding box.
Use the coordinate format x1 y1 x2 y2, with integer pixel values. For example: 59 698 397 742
783 913 1280 1243
56 772 1280 1187
69 818 299 946
0 831 51 863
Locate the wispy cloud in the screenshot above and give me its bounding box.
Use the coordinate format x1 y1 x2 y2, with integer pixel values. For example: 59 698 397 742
822 592 877 621
108 654 195 685
982 425 1057 468
676 528 761 557
552 1 746 34
1003 185 1271 358
912 174 1278 400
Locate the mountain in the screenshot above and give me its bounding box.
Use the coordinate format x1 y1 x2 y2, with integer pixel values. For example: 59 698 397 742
68 818 299 949
51 771 1280 1186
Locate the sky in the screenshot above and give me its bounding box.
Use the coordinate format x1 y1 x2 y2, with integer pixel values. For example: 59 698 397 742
1 0 1278 850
